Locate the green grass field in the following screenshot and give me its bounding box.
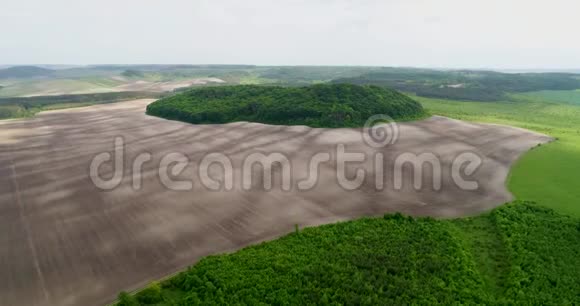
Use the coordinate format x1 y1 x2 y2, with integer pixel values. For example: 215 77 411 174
518 89 580 105
416 94 580 216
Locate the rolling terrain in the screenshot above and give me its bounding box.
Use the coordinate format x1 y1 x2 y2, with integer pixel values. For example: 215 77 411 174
0 65 231 98
0 99 550 306
334 69 580 101
1 65 579 305
4 65 579 101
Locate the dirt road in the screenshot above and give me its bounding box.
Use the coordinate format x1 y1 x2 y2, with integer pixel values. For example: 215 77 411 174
0 99 551 306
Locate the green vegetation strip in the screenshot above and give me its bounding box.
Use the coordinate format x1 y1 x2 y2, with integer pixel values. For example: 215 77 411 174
417 94 580 216
145 84 426 128
115 202 579 305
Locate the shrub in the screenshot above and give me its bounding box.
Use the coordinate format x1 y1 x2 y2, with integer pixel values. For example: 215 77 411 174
135 282 163 304
117 291 138 306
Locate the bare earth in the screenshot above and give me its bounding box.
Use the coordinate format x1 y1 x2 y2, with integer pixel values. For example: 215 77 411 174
111 77 225 93
0 99 551 306
18 78 226 97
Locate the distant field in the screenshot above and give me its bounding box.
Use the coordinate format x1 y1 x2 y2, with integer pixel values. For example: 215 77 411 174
0 65 375 98
0 78 121 97
0 91 162 119
334 69 580 101
0 77 225 97
6 65 580 100
417 93 580 216
517 89 580 105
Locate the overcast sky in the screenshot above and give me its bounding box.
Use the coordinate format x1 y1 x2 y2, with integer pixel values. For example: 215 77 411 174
1 0 578 69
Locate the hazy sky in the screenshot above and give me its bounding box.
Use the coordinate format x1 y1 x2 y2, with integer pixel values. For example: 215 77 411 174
1 0 578 69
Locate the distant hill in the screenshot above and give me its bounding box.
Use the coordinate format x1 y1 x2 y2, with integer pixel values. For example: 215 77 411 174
499 68 580 74
146 84 426 127
0 66 55 78
120 69 146 78
333 68 580 101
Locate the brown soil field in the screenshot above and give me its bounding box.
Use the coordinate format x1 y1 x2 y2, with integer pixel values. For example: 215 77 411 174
17 78 225 97
111 77 225 92
0 99 551 306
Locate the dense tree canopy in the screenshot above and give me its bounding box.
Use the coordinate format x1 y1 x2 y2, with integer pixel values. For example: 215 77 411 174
146 84 426 127
116 202 580 305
